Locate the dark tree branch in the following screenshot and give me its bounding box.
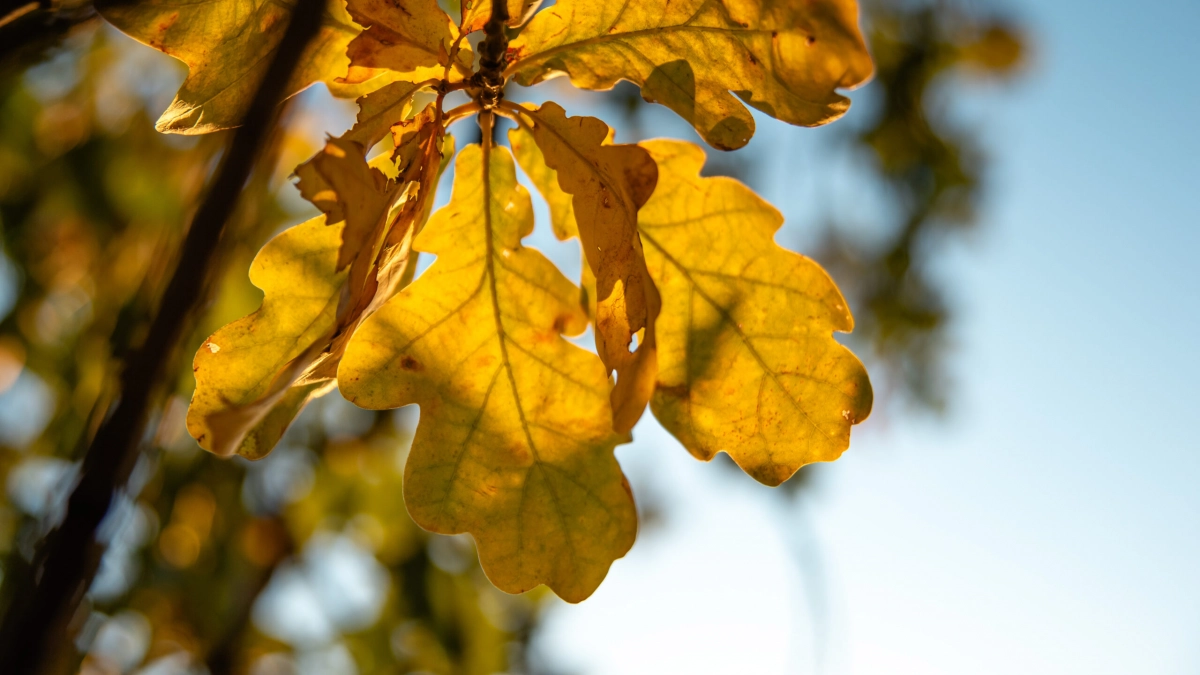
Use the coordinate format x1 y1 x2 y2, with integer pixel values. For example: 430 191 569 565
0 0 324 672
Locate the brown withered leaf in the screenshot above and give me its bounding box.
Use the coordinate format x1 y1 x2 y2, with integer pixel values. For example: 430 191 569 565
510 102 660 432
344 0 473 85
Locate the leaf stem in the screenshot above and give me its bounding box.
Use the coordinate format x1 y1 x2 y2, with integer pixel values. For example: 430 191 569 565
444 100 483 125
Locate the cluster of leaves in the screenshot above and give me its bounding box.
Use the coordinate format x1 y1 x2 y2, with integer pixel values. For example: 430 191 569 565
100 0 876 601
0 30 543 673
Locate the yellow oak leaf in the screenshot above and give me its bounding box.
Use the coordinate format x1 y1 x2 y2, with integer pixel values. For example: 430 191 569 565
459 0 540 33
338 136 636 602
344 0 472 85
97 0 366 134
508 0 873 150
507 102 660 433
508 122 576 241
187 215 343 459
638 139 873 485
187 114 450 459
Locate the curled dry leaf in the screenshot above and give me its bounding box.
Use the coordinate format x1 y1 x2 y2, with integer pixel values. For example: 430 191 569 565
508 102 660 432
338 140 637 602
508 0 873 150
638 140 873 485
344 0 472 84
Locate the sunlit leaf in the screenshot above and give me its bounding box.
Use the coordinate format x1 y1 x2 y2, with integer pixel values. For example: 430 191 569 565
509 102 659 432
187 215 343 458
459 0 540 33
342 80 427 150
295 137 402 272
508 117 576 242
187 111 449 459
344 0 472 85
339 139 636 602
638 140 872 485
97 0 366 134
508 0 873 150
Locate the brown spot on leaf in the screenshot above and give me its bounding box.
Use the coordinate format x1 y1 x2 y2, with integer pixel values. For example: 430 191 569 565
400 356 424 371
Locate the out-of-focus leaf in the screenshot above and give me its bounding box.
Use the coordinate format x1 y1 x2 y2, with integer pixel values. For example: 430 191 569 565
511 102 659 432
638 140 872 486
508 0 873 150
97 0 366 134
339 142 636 602
187 110 449 459
344 0 472 85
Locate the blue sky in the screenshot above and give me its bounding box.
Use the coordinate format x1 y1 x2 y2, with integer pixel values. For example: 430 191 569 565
527 0 1200 673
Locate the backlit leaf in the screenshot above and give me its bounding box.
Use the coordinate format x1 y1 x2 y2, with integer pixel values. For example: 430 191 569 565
97 0 366 134
638 140 873 485
187 216 343 458
338 138 636 602
510 102 660 432
508 0 873 150
187 111 449 459
460 0 539 33
344 0 472 85
342 80 427 150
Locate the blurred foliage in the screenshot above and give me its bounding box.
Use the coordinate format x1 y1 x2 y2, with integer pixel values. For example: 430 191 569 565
0 23 548 675
817 0 1025 411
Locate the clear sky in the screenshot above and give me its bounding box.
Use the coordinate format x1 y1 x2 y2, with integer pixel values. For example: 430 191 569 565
528 0 1200 673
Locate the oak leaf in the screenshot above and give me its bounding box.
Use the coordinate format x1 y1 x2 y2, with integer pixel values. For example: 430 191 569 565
459 0 540 33
338 140 637 602
638 140 873 485
343 0 472 85
97 0 369 134
508 102 660 432
188 111 449 459
508 0 873 150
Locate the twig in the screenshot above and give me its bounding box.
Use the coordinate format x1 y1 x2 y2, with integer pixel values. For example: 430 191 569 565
470 0 510 108
0 0 325 671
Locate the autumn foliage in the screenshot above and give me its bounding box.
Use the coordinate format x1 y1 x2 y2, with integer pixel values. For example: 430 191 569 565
97 0 876 601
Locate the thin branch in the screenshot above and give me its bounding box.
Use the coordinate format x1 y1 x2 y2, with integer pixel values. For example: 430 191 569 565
470 0 511 108
0 0 325 671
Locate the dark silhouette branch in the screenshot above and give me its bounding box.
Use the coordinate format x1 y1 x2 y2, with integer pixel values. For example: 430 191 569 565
0 0 324 671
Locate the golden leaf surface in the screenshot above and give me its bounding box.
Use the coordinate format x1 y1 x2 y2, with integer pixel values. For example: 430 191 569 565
188 112 448 459
459 0 539 33
187 216 343 459
338 138 636 602
508 102 660 432
344 0 472 85
639 140 873 485
97 0 365 134
508 0 873 150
